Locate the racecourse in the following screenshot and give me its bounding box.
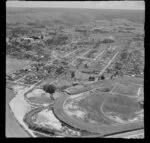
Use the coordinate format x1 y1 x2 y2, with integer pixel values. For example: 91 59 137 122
53 78 144 136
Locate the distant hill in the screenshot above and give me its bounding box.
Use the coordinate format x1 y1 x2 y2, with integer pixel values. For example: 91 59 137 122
6 8 144 26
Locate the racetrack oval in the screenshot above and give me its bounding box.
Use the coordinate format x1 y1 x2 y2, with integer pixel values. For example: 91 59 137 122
53 92 144 136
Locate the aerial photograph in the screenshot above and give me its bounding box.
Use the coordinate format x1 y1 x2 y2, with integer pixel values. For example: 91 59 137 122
6 1 144 138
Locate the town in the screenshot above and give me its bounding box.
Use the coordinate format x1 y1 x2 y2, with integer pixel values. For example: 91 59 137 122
6 2 144 138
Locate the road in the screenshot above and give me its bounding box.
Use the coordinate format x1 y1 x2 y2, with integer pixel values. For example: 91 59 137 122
96 52 119 81
67 45 119 82
23 105 103 137
105 129 144 138
68 48 91 66
69 45 105 66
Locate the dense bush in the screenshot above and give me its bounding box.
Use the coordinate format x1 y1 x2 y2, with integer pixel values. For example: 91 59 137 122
55 67 65 76
99 75 105 80
89 76 95 81
102 39 115 43
71 71 75 78
43 84 56 94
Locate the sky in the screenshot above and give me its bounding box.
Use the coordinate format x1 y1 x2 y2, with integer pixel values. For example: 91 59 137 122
6 1 145 10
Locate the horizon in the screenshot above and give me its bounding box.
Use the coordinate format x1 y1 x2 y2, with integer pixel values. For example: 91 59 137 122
7 7 144 11
7 1 145 10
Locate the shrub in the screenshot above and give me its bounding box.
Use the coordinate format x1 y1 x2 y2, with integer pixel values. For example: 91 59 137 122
89 76 95 81
99 75 105 80
43 84 56 94
71 71 75 78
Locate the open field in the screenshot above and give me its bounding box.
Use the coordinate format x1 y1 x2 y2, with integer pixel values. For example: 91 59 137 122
25 89 54 105
64 83 143 125
102 93 143 121
6 56 31 74
111 82 141 96
76 92 114 125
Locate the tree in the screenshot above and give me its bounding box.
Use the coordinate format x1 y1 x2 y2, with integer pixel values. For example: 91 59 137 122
55 67 64 76
133 63 141 75
99 75 105 80
43 84 56 94
120 51 128 61
71 71 75 78
101 87 110 92
84 64 88 68
103 39 115 44
89 76 95 81
114 62 122 71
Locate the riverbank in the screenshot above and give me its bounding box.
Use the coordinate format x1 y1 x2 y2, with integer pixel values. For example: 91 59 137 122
6 88 30 137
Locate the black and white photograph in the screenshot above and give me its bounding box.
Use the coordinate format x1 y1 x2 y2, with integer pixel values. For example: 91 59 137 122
6 1 144 138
